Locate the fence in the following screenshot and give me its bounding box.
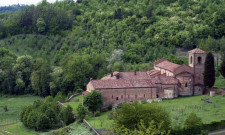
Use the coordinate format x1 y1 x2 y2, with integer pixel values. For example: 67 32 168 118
83 119 100 135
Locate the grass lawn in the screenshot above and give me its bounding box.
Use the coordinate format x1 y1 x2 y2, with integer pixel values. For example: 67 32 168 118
85 111 113 129
6 122 37 135
65 94 225 130
64 95 83 114
6 121 95 135
158 95 225 128
214 76 225 88
0 95 43 122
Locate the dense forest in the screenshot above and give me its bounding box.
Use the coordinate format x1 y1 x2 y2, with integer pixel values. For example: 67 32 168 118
0 4 28 14
0 0 225 97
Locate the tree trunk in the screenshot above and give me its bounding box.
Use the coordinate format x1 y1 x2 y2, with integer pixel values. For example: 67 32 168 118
94 112 95 129
217 52 219 77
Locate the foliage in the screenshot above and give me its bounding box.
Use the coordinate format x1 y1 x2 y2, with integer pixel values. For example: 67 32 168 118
84 90 103 113
59 105 75 125
76 103 89 121
114 120 170 135
220 59 225 78
113 101 171 133
20 96 74 131
0 4 28 14
184 113 203 134
204 52 215 89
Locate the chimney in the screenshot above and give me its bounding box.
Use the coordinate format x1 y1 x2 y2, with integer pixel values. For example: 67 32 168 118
134 71 137 75
111 72 113 77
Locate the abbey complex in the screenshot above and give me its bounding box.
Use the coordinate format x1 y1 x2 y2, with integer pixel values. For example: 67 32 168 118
84 48 206 106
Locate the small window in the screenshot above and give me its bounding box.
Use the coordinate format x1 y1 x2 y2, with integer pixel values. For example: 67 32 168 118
112 95 113 99
135 95 138 98
199 89 201 91
198 57 202 64
116 97 119 100
190 56 193 64
185 83 188 88
144 94 145 98
121 95 123 99
128 95 130 98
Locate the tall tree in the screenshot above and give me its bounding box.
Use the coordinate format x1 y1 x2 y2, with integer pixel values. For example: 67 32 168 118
84 90 103 128
204 52 215 89
220 58 225 78
113 101 171 133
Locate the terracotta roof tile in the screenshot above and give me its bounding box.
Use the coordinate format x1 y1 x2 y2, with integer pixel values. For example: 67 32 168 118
101 71 151 80
82 91 90 95
188 48 205 54
154 58 169 66
174 64 193 75
147 69 161 78
156 74 179 85
155 60 180 72
91 79 156 89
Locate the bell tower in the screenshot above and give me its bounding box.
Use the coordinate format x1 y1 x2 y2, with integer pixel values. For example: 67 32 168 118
188 48 206 90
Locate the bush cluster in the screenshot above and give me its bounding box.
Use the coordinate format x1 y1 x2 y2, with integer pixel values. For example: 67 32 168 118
20 96 74 131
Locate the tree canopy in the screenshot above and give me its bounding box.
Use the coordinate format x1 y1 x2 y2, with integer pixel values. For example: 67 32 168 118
204 52 215 89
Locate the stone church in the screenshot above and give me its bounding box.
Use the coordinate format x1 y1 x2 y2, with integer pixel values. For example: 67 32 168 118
84 48 206 106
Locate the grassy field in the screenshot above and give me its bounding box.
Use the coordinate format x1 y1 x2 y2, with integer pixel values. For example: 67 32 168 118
85 111 113 129
0 95 43 121
5 121 94 135
64 95 83 114
66 95 225 130
158 95 225 128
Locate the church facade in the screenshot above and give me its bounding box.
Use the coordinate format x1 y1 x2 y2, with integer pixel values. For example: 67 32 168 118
84 48 206 106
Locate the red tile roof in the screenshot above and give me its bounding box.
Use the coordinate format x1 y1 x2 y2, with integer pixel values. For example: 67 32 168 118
154 58 169 66
82 91 90 95
101 71 151 80
90 79 156 89
147 69 161 78
174 64 193 75
188 48 205 54
156 74 179 85
155 60 180 72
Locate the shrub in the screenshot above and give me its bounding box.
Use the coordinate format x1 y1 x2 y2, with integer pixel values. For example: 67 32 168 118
76 104 88 121
95 111 101 117
3 105 8 112
60 105 74 125
108 102 114 110
184 113 203 134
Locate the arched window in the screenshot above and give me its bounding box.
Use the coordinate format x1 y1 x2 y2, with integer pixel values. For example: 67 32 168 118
190 56 193 64
198 57 202 64
116 97 119 100
185 83 188 88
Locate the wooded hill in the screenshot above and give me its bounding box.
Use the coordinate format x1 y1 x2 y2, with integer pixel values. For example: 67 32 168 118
0 0 225 96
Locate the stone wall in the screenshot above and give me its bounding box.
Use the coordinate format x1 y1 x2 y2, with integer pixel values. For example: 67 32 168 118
156 84 178 98
175 72 193 96
100 87 157 106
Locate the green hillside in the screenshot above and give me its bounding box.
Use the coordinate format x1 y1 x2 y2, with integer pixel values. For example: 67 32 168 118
0 0 224 96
